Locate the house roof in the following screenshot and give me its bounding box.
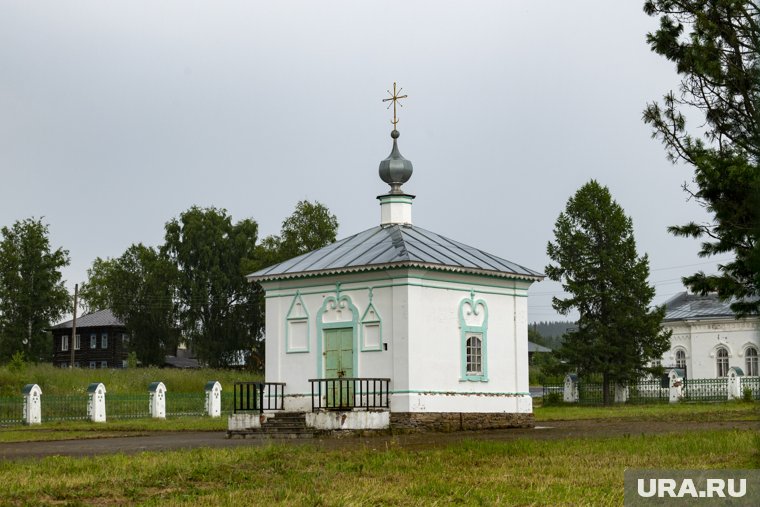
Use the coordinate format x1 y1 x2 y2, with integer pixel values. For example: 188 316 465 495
50 309 124 330
663 292 748 321
248 224 544 282
164 356 200 369
528 341 552 353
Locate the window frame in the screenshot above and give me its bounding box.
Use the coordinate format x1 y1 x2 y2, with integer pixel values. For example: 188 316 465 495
101 333 108 349
458 292 489 382
465 334 483 376
89 361 96 369
61 335 69 352
75 334 81 350
90 334 97 349
745 347 758 377
716 347 729 377
675 349 686 370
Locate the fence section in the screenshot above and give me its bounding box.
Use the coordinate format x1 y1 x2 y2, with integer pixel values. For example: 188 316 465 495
0 396 23 425
542 376 760 405
742 376 760 400
107 394 151 420
629 380 670 404
233 382 286 413
165 392 206 417
42 395 89 422
683 378 727 402
309 378 391 411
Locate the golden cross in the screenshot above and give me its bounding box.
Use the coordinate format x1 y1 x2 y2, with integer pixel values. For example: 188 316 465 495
382 82 408 130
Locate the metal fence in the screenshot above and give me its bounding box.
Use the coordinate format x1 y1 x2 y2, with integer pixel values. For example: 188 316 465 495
742 376 760 400
542 377 760 406
233 382 286 413
308 378 391 411
107 394 151 420
0 396 24 425
683 378 728 402
0 389 239 426
42 395 89 421
628 380 670 404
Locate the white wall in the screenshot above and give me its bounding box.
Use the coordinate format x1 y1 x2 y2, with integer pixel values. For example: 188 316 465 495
262 271 398 399
661 318 760 378
261 268 537 414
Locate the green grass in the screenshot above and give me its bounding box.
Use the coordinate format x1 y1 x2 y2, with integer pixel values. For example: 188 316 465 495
534 401 760 422
0 364 260 396
0 417 227 442
0 429 756 505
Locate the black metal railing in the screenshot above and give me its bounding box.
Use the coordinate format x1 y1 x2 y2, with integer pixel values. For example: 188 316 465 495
308 378 390 411
233 382 286 413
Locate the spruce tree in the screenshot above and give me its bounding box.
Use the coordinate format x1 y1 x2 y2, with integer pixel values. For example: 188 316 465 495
546 180 671 404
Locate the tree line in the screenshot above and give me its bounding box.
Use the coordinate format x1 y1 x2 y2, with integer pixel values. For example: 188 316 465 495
0 201 337 368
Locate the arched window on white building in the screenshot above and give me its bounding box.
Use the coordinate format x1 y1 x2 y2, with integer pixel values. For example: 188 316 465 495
466 335 483 376
716 347 729 377
745 347 758 377
675 349 686 370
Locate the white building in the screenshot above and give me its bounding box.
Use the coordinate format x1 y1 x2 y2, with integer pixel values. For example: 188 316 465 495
660 292 759 379
246 126 543 431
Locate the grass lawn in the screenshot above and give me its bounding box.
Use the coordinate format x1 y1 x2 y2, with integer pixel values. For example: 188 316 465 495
0 429 757 505
0 417 227 443
534 401 760 422
0 364 260 396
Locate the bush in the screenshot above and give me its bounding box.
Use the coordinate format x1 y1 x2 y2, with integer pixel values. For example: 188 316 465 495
544 392 563 406
7 351 27 373
742 387 754 403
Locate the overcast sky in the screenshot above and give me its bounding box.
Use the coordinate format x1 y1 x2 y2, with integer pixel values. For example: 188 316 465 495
0 1 726 323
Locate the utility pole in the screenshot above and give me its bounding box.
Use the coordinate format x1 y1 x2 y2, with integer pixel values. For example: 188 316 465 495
70 284 78 368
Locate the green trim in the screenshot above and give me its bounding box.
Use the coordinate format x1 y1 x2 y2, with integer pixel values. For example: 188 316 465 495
282 390 531 397
378 197 414 204
360 288 383 352
285 291 310 353
391 390 530 396
252 262 542 284
265 274 530 299
316 289 359 378
459 290 489 382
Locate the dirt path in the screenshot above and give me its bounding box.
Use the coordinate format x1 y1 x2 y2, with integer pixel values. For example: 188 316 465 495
0 419 756 460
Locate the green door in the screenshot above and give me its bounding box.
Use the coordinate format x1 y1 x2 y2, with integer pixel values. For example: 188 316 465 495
324 328 354 408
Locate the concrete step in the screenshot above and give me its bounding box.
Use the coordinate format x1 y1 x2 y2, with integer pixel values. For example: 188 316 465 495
228 430 315 440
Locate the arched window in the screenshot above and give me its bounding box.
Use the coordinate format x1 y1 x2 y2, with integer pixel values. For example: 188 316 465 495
716 347 729 377
675 349 686 370
745 347 758 377
466 335 482 375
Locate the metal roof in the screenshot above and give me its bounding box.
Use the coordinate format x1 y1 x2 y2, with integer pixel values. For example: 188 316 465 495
248 224 544 282
528 341 552 353
50 309 124 330
663 292 749 321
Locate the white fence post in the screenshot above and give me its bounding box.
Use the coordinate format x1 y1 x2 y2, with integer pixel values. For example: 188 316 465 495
87 382 107 422
727 367 744 400
22 384 42 425
614 383 629 403
563 374 579 403
668 369 684 403
148 381 167 419
205 381 222 417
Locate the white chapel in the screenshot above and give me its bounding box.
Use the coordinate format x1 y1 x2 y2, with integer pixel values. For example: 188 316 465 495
242 89 544 432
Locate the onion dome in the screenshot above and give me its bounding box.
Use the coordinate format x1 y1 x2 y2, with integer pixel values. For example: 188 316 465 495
378 130 413 194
